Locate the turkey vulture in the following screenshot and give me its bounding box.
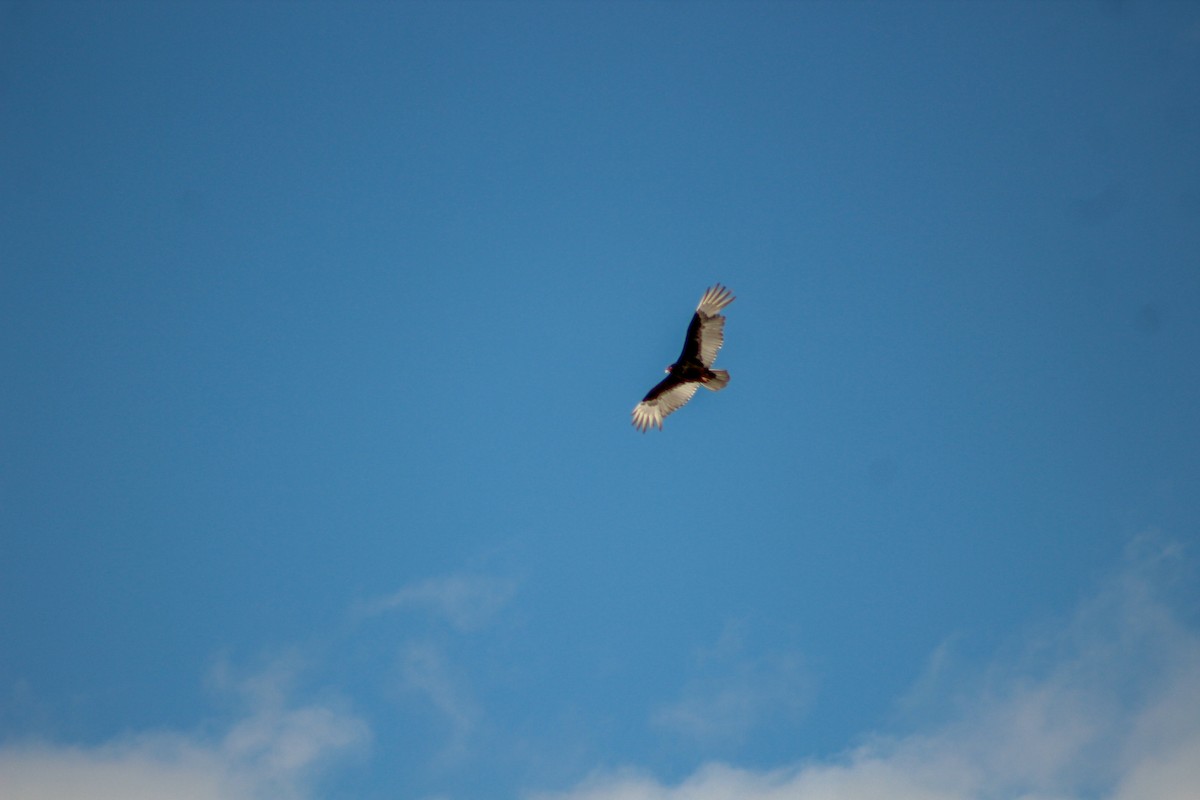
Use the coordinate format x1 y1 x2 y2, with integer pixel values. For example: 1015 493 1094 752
632 284 735 432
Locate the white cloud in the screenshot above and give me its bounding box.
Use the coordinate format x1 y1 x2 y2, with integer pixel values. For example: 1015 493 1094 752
0 741 231 800
360 573 518 632
1112 736 1200 800
0 663 369 800
533 534 1200 800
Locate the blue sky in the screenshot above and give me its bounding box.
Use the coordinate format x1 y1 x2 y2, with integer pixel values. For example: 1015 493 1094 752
2 1 1200 798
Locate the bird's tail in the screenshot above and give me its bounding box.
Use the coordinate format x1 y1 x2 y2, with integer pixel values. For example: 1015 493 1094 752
703 370 730 391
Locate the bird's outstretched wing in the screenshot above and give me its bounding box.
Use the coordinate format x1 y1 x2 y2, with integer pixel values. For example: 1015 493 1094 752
677 284 735 367
632 377 700 432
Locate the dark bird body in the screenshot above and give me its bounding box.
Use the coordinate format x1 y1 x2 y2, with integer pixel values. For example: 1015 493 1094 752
632 284 735 432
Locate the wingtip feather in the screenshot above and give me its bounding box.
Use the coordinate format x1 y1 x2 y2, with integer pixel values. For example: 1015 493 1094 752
697 284 735 315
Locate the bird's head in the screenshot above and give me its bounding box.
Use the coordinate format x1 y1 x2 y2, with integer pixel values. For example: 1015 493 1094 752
664 364 675 374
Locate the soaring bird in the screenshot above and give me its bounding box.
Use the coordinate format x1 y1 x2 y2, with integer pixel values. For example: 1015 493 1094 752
632 284 735 432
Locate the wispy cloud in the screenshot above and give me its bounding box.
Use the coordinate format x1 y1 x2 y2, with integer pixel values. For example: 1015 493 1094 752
533 534 1200 800
396 641 480 761
0 661 369 800
359 571 518 764
652 622 811 743
359 573 518 632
